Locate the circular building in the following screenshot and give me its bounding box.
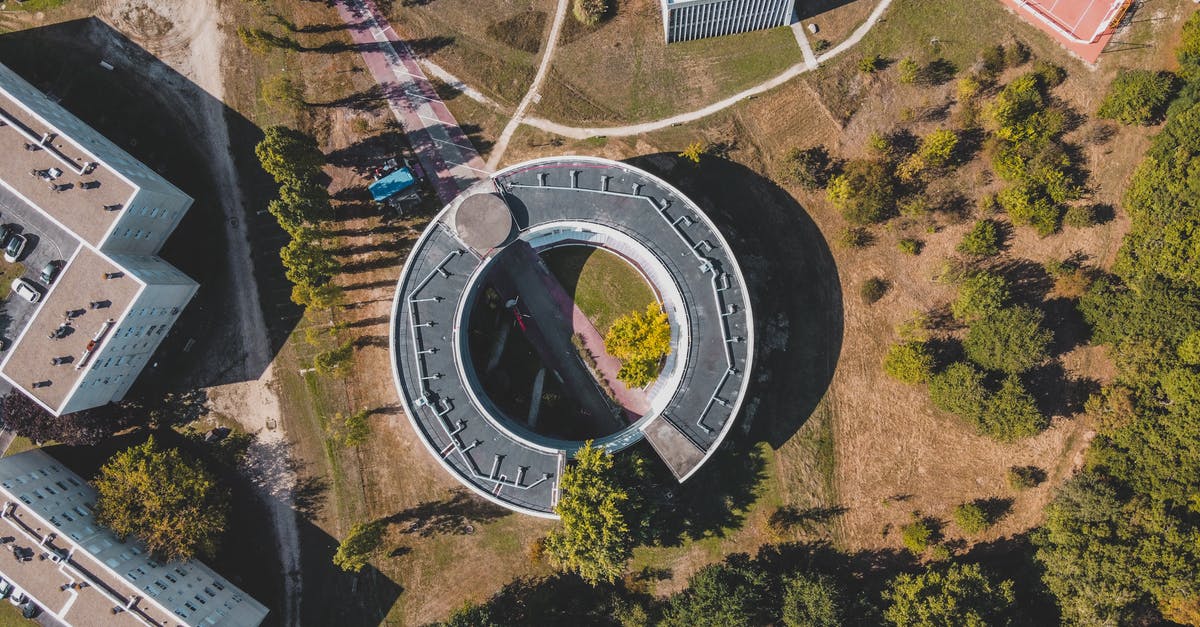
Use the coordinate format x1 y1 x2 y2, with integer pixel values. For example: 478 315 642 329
390 157 754 517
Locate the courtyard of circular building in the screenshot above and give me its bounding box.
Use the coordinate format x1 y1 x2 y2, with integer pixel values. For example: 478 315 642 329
390 157 754 517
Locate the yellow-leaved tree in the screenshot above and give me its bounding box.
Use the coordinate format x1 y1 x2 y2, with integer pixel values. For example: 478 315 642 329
604 303 671 388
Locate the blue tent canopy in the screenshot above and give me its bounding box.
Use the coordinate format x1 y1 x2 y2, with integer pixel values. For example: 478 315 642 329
369 167 416 202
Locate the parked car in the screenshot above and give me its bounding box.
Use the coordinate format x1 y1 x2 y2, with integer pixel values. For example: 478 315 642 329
0 224 14 249
40 260 62 285
4 234 26 263
10 278 40 303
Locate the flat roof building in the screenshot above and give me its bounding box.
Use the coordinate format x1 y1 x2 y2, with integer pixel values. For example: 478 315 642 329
0 62 197 415
661 0 796 42
0 449 268 626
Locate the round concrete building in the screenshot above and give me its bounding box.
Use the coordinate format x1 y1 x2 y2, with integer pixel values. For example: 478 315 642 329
390 157 755 517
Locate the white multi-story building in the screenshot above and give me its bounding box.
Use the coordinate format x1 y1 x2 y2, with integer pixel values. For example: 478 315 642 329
0 449 269 626
0 62 198 415
661 0 796 42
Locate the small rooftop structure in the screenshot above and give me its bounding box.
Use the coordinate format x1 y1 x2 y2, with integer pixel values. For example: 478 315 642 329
0 449 268 626
368 167 416 203
450 192 514 253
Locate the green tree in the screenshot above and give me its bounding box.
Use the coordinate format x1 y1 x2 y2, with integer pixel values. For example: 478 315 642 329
604 303 671 388
94 436 228 561
278 179 332 223
333 520 386 572
1178 11 1200 81
983 375 1047 440
884 341 934 384
952 271 1010 322
957 219 1003 257
782 573 843 627
544 443 634 584
280 237 337 288
929 362 989 425
964 306 1052 373
314 340 355 375
255 125 325 184
883 562 1016 626
1098 69 1174 126
826 160 896 224
661 553 770 627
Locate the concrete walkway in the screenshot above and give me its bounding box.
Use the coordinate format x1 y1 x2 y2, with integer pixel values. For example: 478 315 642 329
486 0 571 169
336 0 489 202
418 0 892 141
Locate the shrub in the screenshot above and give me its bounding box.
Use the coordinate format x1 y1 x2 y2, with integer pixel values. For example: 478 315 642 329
957 219 1003 256
952 271 1010 321
861 277 889 304
859 55 882 73
572 0 607 25
1063 204 1099 228
1033 60 1067 87
868 131 892 157
900 518 935 553
678 141 707 164
826 160 896 224
919 129 959 169
897 238 922 255
980 45 1006 77
957 76 982 101
782 574 843 627
953 502 991 534
837 226 872 249
898 58 920 84
783 146 834 190
813 39 831 53
965 306 1052 373
261 75 304 111
1007 465 1045 490
884 341 934 384
929 362 989 424
1004 41 1031 67
1098 69 1174 126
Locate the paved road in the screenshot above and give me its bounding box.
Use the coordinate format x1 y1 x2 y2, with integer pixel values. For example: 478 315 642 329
335 0 489 203
418 0 894 141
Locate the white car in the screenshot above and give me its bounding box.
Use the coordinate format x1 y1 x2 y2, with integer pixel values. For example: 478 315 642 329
10 278 40 303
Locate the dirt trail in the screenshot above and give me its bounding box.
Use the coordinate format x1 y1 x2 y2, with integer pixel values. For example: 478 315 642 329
96 0 301 623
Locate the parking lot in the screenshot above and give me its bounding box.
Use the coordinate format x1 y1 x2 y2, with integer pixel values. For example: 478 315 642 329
0 185 81 356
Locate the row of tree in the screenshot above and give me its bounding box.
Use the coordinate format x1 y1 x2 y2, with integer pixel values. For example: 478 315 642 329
254 126 342 308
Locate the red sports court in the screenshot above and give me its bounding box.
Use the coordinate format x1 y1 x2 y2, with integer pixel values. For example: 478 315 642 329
999 0 1134 63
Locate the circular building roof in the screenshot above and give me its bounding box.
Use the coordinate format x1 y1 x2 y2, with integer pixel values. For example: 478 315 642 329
390 157 755 518
451 192 513 252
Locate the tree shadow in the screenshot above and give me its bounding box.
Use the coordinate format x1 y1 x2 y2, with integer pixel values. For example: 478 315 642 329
973 496 1014 525
380 487 511 537
624 155 843 451
1023 363 1097 418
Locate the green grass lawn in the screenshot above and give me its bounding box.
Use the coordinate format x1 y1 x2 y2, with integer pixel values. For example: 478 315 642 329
541 245 656 334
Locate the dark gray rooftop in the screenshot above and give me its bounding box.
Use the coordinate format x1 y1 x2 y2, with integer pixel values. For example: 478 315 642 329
391 157 754 517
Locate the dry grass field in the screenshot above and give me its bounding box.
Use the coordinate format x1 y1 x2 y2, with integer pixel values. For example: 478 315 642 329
385 0 554 106
2 0 1195 623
